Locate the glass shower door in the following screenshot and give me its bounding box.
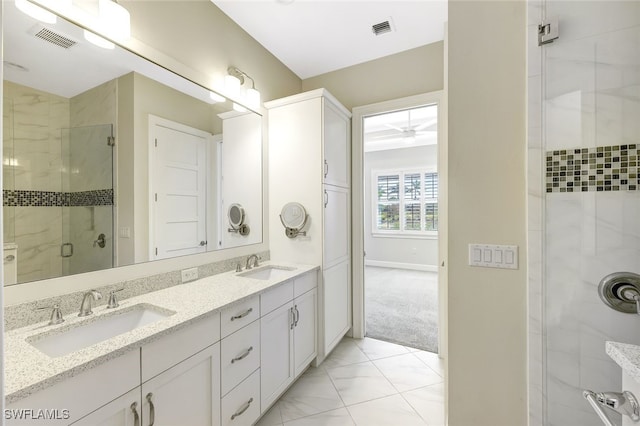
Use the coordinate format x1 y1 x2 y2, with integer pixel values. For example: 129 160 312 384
541 2 640 425
61 124 114 276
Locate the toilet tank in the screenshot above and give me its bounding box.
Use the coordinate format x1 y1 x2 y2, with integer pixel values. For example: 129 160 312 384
4 243 18 286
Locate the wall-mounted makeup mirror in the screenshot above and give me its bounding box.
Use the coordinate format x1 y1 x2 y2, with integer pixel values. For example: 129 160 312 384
2 1 263 285
280 202 308 238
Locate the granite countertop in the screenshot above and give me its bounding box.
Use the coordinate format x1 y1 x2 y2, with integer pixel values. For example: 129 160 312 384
5 262 319 404
606 341 640 383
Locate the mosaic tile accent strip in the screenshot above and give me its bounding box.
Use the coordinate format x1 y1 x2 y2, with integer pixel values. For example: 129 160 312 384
546 144 640 193
69 189 114 206
3 189 114 207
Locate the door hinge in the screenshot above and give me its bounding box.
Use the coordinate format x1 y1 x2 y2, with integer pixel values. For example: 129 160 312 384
538 17 559 46
107 136 115 146
155 193 157 202
155 247 158 256
155 138 158 147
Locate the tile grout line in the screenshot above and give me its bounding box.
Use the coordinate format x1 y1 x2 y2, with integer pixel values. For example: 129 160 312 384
409 350 444 378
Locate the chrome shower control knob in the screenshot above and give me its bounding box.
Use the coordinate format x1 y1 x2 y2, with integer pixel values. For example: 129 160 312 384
598 272 640 314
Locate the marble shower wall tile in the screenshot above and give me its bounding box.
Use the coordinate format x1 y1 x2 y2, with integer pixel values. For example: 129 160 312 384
14 206 63 283
70 79 116 128
8 83 68 193
65 125 113 193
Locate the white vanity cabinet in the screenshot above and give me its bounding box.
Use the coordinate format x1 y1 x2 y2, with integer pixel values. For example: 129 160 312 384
71 388 142 426
6 350 141 425
139 314 222 426
141 343 221 426
260 272 318 411
6 268 321 426
267 89 351 364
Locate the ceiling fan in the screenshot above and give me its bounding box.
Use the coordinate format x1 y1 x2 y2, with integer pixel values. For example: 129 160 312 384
383 112 437 141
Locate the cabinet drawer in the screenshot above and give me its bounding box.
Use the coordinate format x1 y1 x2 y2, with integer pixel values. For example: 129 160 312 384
221 320 260 396
142 313 220 382
6 350 139 425
260 280 293 315
220 296 260 338
221 369 260 426
294 270 318 298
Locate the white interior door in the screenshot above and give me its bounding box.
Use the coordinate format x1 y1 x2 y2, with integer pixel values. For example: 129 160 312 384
149 116 209 260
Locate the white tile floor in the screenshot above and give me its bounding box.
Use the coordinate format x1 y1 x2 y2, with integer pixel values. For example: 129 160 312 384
255 337 445 426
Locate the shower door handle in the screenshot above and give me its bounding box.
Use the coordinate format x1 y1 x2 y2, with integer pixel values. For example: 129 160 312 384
61 243 73 258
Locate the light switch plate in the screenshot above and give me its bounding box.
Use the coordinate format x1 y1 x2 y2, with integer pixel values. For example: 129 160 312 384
468 244 518 269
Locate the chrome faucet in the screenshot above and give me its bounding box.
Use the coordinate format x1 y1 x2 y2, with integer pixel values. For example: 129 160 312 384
78 290 102 317
245 254 260 270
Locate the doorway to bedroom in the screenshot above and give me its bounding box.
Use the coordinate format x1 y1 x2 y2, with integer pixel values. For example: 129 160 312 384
361 102 440 353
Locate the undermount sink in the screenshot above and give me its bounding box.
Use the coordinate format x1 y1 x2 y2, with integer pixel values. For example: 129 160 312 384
237 265 296 281
28 304 175 358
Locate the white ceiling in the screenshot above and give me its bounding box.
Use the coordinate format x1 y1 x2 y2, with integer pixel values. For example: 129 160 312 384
4 1 235 109
212 0 447 79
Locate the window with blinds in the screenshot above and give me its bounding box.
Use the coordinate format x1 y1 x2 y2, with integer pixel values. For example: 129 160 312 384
373 170 438 235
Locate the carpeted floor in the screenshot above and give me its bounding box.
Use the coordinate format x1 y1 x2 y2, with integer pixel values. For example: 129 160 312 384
365 266 439 353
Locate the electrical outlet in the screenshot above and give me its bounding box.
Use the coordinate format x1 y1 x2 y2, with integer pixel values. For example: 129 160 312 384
181 267 199 283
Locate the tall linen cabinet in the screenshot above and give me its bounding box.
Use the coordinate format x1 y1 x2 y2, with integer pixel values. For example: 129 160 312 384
266 89 351 364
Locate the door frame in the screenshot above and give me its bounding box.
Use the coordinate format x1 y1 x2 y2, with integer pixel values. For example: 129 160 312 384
351 91 448 357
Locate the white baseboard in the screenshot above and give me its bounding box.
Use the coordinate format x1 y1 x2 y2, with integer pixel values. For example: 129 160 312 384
364 260 438 272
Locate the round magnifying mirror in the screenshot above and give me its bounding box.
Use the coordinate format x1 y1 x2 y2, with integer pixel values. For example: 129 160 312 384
228 203 245 229
281 202 307 229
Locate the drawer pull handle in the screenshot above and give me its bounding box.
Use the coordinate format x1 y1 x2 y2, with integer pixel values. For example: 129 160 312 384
231 308 253 321
131 402 140 426
294 305 300 327
146 393 155 426
231 346 253 364
231 398 253 420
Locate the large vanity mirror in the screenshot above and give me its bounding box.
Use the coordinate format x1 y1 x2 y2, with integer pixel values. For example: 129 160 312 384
2 2 263 286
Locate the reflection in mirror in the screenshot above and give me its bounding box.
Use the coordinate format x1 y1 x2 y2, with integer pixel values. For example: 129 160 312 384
2 2 263 285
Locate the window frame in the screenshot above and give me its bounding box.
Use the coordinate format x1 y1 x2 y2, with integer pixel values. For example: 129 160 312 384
371 167 438 238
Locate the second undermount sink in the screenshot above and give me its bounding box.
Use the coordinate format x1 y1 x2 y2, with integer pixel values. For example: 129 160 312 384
28 304 175 358
237 265 296 281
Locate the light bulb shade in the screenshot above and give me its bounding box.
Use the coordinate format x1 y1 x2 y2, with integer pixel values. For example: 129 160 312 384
247 88 261 108
98 0 131 41
232 103 247 113
15 0 57 24
225 75 241 98
209 91 226 103
84 30 115 50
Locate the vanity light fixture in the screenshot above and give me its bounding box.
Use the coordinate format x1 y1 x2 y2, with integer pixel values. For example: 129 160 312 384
97 0 131 42
226 66 261 109
15 0 59 24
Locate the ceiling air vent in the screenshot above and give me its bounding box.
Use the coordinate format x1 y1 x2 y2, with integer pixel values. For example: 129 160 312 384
371 19 394 36
33 27 77 49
